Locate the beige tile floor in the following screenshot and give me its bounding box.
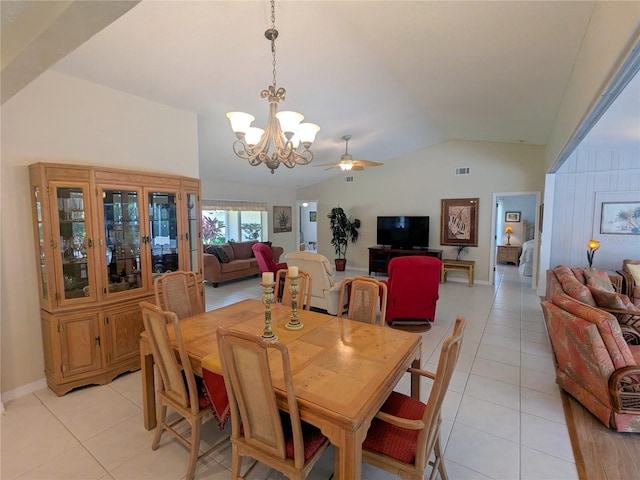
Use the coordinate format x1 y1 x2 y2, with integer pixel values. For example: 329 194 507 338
1 265 578 480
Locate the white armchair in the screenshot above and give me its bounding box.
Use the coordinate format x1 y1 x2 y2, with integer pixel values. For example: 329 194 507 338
284 251 342 315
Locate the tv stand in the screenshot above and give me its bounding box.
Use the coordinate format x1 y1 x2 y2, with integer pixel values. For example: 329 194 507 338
368 246 443 275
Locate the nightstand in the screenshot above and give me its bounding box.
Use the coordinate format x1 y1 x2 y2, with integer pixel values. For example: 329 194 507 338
497 245 522 265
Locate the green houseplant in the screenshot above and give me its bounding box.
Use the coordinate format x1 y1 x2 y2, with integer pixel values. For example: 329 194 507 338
328 206 361 271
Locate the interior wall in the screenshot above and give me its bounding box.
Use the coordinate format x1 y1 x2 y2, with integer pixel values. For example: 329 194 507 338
1 70 199 397
549 145 640 270
298 140 546 282
545 1 640 170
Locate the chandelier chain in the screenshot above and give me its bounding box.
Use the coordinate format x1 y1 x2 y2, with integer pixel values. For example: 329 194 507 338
270 0 277 89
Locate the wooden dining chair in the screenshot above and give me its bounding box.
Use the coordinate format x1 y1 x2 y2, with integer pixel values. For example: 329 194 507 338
153 270 202 320
139 301 228 480
216 327 330 480
275 268 312 311
337 276 388 325
362 315 467 480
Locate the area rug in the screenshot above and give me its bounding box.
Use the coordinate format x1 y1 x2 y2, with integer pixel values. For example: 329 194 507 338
388 322 431 333
561 391 640 479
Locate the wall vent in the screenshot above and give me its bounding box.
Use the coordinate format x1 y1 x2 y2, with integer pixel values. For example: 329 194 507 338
344 175 355 183
455 167 470 176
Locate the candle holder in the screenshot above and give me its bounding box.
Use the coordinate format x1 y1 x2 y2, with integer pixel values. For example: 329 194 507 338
285 275 304 331
260 280 278 341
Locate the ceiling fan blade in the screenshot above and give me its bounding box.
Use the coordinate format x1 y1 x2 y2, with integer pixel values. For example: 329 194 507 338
351 165 365 171
313 162 340 168
324 165 340 171
353 160 384 167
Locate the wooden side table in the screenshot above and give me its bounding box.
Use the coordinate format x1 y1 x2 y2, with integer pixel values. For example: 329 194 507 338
496 245 522 265
441 259 475 287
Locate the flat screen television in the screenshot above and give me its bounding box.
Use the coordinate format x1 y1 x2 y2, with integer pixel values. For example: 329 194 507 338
377 216 430 249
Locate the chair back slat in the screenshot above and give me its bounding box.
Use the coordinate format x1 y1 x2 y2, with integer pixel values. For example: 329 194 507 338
275 269 312 311
338 277 388 325
154 271 202 320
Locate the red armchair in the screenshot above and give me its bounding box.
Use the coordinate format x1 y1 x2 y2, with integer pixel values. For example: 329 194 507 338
383 256 442 325
252 242 287 274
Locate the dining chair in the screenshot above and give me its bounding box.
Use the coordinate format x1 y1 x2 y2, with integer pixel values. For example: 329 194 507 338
153 270 202 320
275 268 312 310
337 276 388 325
139 301 228 480
216 327 330 480
362 315 467 480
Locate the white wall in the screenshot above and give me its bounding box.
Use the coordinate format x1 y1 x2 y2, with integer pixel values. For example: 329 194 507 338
1 70 199 396
549 146 640 270
298 140 546 282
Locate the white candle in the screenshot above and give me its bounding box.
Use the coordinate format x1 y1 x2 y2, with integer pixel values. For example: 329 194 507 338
288 266 299 277
262 272 274 284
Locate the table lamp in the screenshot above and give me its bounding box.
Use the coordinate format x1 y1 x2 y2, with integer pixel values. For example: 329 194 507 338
505 226 513 245
587 239 600 268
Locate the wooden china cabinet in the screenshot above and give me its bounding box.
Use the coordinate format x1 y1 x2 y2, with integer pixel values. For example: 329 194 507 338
29 163 203 395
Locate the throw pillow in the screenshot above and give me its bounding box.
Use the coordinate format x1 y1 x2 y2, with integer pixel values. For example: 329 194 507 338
627 263 640 285
215 244 235 263
584 268 614 293
204 244 217 255
588 285 637 311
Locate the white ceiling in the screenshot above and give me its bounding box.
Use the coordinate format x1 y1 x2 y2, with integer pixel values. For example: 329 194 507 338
5 1 639 187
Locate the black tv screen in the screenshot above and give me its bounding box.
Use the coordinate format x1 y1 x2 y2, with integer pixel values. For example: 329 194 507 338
377 216 430 249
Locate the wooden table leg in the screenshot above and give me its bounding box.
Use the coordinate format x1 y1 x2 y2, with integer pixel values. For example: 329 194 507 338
411 356 421 399
140 341 157 431
331 429 363 480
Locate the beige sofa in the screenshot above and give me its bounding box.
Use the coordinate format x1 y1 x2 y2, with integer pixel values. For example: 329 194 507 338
203 240 283 287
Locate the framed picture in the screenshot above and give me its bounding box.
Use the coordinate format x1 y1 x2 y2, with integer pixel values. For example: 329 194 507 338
309 211 317 222
273 205 292 233
600 201 640 234
505 211 521 222
440 198 479 246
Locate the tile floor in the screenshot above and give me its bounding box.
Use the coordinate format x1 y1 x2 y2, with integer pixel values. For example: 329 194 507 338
1 265 578 480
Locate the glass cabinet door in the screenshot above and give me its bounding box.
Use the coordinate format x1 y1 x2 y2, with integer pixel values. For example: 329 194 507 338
185 191 201 274
55 185 94 303
102 189 143 294
148 191 179 275
33 186 49 300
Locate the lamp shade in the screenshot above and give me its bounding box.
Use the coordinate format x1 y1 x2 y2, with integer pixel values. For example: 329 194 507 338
505 226 513 233
588 240 600 251
226 112 255 136
276 111 304 138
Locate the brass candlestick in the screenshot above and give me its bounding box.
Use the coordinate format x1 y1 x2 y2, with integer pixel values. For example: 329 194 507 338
285 275 303 331
261 281 278 341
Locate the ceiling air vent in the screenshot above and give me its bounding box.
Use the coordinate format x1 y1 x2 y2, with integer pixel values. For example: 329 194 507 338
455 167 470 176
344 175 355 183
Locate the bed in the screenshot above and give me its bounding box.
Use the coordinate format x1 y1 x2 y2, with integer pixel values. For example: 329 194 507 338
519 239 535 276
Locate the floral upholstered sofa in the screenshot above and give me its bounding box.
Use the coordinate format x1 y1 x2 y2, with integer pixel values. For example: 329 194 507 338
203 240 283 287
546 265 640 343
542 293 640 432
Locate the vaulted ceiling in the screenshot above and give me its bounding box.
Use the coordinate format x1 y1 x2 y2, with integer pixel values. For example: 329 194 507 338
2 1 638 187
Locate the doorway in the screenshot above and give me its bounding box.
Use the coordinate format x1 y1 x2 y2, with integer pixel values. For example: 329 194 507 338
297 201 317 252
490 192 541 288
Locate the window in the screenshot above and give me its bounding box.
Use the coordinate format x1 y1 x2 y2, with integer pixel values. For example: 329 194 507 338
202 200 267 244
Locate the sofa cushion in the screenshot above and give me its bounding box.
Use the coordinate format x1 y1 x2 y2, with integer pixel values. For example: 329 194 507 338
627 263 640 285
554 266 596 306
204 244 220 258
220 260 251 273
230 240 257 260
552 294 636 369
584 268 614 293
215 244 235 263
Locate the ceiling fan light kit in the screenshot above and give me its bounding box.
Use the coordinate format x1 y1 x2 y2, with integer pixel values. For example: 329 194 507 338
315 134 384 172
226 0 319 174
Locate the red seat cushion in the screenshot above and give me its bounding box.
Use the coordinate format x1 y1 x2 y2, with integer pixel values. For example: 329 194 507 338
281 412 327 461
362 391 425 464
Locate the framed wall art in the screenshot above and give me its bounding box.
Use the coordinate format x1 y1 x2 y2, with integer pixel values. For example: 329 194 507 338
273 205 292 233
505 211 521 222
599 201 640 235
309 211 317 222
440 198 479 246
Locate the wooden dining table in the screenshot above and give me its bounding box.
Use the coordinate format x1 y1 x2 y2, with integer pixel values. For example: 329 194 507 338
139 298 422 480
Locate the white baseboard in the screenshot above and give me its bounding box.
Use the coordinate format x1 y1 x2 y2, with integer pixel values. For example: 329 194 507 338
1 378 47 405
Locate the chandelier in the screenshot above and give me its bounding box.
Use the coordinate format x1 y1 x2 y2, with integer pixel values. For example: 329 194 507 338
226 0 319 174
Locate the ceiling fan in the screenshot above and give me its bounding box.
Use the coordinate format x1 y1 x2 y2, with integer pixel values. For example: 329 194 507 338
314 135 384 171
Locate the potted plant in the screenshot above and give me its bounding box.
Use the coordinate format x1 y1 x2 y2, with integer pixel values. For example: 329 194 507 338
328 206 361 271
455 245 469 261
